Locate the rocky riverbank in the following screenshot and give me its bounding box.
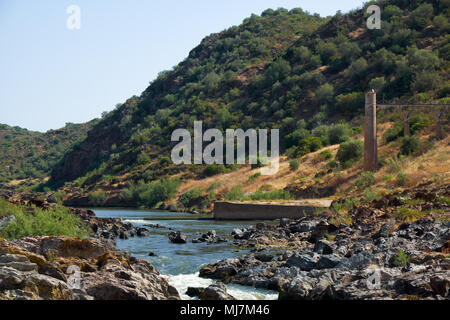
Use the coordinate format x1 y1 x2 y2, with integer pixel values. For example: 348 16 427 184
200 184 450 300
0 236 179 300
0 195 178 300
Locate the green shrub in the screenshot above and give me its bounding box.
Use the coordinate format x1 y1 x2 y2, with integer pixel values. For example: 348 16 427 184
327 123 352 145
400 136 419 155
396 173 408 186
289 159 300 171
204 164 227 177
383 123 403 142
336 140 363 167
392 249 409 267
225 185 244 201
356 172 376 191
363 189 380 202
89 191 109 206
180 188 204 207
0 199 90 240
410 115 432 135
247 189 291 201
248 173 261 182
320 150 333 161
386 157 404 173
120 178 180 208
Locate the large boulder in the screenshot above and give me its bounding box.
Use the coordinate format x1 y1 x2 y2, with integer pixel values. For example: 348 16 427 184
168 231 187 244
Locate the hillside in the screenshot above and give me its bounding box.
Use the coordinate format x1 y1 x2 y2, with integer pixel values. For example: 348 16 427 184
0 121 97 187
4 0 449 209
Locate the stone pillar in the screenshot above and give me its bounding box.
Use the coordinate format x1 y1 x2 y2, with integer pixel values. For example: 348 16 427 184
435 108 444 140
402 108 411 137
364 92 377 172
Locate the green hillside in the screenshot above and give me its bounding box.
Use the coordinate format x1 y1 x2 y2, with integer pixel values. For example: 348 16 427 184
14 0 449 201
0 121 97 185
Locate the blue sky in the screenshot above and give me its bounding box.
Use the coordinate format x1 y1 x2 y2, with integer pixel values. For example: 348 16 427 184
0 0 365 132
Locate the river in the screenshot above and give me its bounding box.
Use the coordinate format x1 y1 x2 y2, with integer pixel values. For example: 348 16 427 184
93 208 279 300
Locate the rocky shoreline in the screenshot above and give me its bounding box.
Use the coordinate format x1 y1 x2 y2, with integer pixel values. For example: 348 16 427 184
0 236 179 300
0 196 179 300
199 184 450 300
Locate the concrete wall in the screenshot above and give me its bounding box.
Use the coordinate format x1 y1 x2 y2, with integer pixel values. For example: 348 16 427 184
214 201 330 220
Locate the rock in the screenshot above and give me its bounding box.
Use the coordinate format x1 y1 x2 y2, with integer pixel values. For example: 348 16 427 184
0 236 180 300
136 228 150 237
314 240 334 255
168 231 187 244
186 286 203 298
255 253 274 263
317 254 342 269
289 220 318 233
197 283 236 300
285 253 319 271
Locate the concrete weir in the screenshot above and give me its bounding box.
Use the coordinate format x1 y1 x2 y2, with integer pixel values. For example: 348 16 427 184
214 200 333 220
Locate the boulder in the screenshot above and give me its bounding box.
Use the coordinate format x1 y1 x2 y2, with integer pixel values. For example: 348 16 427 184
168 231 187 244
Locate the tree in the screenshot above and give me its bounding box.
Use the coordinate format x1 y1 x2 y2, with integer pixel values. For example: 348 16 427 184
316 84 335 104
347 57 368 79
336 140 363 166
317 42 339 65
328 123 352 145
408 3 434 30
369 77 387 93
336 92 365 115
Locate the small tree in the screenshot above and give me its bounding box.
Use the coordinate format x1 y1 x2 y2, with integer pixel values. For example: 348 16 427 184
336 140 364 167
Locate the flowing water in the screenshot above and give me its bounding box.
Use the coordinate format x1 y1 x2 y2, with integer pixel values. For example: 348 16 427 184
93 208 278 300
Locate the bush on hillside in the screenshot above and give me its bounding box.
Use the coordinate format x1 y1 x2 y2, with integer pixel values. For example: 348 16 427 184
336 140 364 167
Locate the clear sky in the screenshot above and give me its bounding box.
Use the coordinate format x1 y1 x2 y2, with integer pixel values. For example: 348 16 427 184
0 0 366 132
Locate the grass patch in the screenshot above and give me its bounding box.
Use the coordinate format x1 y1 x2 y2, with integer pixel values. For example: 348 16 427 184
392 249 409 267
0 199 90 240
393 207 426 222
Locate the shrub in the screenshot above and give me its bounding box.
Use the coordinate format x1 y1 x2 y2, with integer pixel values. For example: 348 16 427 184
336 140 364 167
299 137 323 154
386 157 404 173
180 188 204 207
396 173 408 186
89 191 109 206
393 207 425 222
289 159 300 171
363 189 380 202
328 123 352 145
410 115 432 135
204 164 227 177
336 92 365 115
225 185 244 201
0 199 90 240
392 249 409 267
248 173 261 182
400 136 419 155
247 189 291 201
137 151 151 165
120 178 180 208
356 172 376 191
320 150 333 161
383 122 403 142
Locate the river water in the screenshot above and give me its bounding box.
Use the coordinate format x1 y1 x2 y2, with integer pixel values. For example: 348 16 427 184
93 208 278 300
